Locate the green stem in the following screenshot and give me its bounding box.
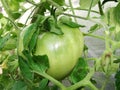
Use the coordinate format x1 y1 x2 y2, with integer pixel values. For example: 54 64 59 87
62 13 87 20
67 68 98 90
68 0 77 22
73 7 99 14
87 0 93 18
100 74 110 90
33 70 66 90
26 0 38 6
83 33 105 40
86 58 97 61
105 31 111 50
4 17 20 30
98 1 104 15
23 6 37 28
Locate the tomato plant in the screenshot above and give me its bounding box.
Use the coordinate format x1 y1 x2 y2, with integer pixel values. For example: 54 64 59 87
0 0 120 90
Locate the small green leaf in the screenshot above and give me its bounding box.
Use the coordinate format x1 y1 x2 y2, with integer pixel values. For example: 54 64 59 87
0 13 3 19
32 55 49 72
0 29 4 35
60 16 85 28
80 0 99 9
47 16 63 35
84 44 88 51
17 23 24 27
115 26 120 41
39 79 49 89
8 0 20 11
29 29 39 52
114 59 120 63
89 24 99 33
115 70 120 90
2 37 17 51
18 0 25 2
18 56 34 81
12 80 27 90
52 0 65 6
69 58 89 84
23 23 37 50
113 3 120 25
22 50 49 73
0 34 11 51
12 12 21 20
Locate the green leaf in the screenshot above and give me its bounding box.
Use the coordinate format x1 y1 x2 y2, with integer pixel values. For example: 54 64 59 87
17 23 24 27
102 7 116 25
8 0 20 11
115 70 120 90
0 34 11 51
18 0 25 2
80 0 99 9
114 59 120 63
2 37 17 51
69 58 89 84
12 12 21 20
18 56 34 81
39 79 49 89
0 29 4 35
32 55 49 73
115 25 120 41
113 2 120 25
0 13 3 19
29 29 39 52
12 80 27 90
21 50 49 73
46 16 63 35
52 0 65 6
59 16 85 28
89 24 99 33
23 23 37 50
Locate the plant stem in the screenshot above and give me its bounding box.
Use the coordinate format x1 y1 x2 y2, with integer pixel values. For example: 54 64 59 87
68 0 77 22
33 70 66 90
73 7 99 14
100 74 110 90
67 68 98 90
87 0 93 18
62 13 87 20
83 33 105 40
98 1 104 15
26 0 38 6
4 17 20 30
23 6 37 27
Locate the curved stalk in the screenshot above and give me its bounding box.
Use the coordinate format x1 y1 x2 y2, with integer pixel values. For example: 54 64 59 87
87 0 94 18
62 13 87 20
67 68 98 90
68 0 77 22
83 33 105 40
98 1 104 15
33 70 66 90
4 17 20 30
73 7 99 14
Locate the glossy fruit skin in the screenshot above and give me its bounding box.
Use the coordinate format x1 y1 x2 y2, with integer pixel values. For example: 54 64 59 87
34 22 84 79
18 22 84 80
